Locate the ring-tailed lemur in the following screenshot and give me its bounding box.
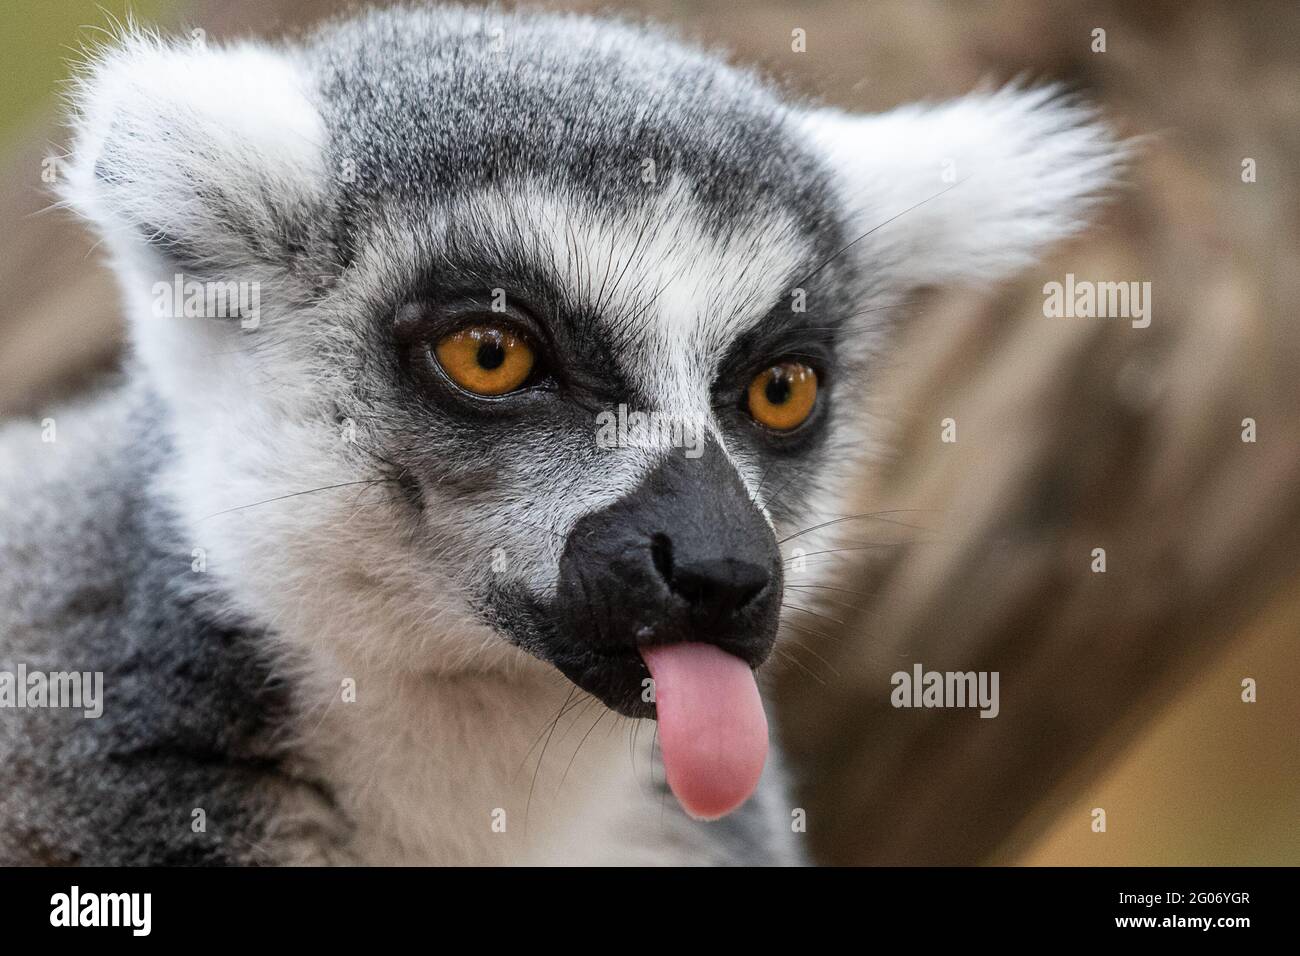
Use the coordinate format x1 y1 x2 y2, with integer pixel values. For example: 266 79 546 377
0 5 1119 864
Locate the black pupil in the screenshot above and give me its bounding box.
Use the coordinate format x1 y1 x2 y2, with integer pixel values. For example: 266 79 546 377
765 371 791 405
477 337 506 370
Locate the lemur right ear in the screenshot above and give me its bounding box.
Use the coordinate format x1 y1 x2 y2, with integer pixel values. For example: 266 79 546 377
63 31 327 281
800 86 1123 293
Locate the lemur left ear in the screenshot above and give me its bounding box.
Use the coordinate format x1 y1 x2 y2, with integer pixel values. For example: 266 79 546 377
63 32 327 281
801 85 1123 290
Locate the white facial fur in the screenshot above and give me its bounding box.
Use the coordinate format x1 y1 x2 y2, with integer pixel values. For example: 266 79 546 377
803 85 1121 290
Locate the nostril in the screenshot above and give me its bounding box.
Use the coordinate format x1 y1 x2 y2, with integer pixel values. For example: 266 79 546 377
651 533 674 586
652 535 770 616
671 569 712 607
731 575 768 609
674 561 768 614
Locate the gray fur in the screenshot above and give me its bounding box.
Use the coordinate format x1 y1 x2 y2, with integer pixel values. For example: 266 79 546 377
307 6 838 249
1 3 1119 865
0 380 320 865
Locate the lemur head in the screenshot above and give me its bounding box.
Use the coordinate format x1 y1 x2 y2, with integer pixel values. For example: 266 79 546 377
64 6 1118 817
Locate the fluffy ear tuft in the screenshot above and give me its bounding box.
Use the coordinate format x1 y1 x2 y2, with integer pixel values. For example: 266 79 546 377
802 85 1125 290
61 29 327 278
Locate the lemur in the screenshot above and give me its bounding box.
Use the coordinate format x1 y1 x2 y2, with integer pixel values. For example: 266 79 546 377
0 4 1119 865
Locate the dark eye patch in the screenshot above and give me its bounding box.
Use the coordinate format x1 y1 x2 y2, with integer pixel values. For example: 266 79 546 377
712 301 838 397
388 263 635 413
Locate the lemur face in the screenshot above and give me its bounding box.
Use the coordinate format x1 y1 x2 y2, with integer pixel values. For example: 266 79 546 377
65 7 1117 817
329 158 849 817
326 79 851 716
311 16 861 787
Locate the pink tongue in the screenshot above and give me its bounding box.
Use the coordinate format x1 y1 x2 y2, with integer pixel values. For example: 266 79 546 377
639 643 768 820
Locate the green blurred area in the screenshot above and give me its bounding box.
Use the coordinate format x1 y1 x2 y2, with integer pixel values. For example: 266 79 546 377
0 0 172 144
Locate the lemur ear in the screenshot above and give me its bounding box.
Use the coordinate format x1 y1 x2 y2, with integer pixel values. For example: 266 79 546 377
63 32 326 279
801 86 1122 289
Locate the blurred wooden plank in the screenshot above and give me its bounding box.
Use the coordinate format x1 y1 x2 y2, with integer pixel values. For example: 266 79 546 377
1006 576 1300 866
773 228 1300 862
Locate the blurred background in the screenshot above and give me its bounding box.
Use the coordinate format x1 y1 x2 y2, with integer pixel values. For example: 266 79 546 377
1 0 1296 864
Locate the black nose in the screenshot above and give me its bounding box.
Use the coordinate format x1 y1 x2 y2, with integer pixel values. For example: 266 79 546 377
651 534 770 617
553 440 783 701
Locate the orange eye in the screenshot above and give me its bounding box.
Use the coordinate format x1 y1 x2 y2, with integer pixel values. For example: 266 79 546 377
747 361 818 431
434 326 535 396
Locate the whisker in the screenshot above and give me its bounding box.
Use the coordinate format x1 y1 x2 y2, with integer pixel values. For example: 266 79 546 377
785 582 871 597
557 703 608 796
513 688 589 783
842 299 927 322
783 543 916 565
775 646 827 685
526 687 577 832
794 177 970 288
785 639 840 677
783 589 866 614
779 509 942 545
761 467 805 513
200 478 401 520
779 618 843 643
781 602 847 627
